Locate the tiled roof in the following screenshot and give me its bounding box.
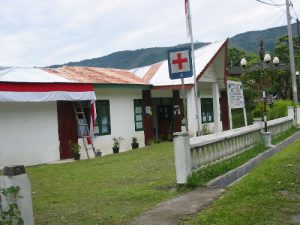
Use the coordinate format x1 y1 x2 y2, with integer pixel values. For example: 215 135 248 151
45 66 148 85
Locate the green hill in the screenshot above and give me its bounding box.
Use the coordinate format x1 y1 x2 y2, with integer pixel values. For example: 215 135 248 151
49 42 208 69
229 23 298 52
49 23 299 69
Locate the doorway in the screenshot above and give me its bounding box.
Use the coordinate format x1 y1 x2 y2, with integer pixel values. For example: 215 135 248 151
157 105 173 140
57 101 78 159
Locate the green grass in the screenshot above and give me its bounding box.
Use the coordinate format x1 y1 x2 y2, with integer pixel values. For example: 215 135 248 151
27 142 179 225
187 144 266 187
182 138 300 225
27 129 299 225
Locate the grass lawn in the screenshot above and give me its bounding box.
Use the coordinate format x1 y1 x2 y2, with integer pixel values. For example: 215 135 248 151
182 137 300 225
27 129 299 225
27 142 179 225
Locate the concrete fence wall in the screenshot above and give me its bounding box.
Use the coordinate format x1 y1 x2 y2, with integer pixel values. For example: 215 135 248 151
0 166 34 225
173 106 299 184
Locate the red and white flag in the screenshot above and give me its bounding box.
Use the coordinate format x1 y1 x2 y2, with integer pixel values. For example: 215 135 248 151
185 0 192 38
87 100 97 144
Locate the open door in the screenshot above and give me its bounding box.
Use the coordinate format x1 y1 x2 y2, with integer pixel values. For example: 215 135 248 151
57 101 78 159
157 105 172 140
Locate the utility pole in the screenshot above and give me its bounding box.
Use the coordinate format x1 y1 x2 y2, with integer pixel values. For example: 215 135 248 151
286 0 298 103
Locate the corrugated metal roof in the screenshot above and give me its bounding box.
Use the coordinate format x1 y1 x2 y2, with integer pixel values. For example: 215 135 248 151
0 67 72 83
46 66 148 85
0 41 226 88
130 40 227 87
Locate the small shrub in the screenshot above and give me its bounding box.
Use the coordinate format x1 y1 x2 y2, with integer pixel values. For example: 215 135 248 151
252 101 270 118
200 124 212 135
112 136 123 148
131 137 138 144
0 186 24 225
68 141 81 154
267 99 294 120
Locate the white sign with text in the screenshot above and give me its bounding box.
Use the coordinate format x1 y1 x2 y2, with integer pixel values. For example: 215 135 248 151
227 80 247 129
227 80 245 109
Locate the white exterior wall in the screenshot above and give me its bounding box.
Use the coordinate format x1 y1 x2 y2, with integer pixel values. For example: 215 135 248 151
198 85 223 133
187 86 200 137
0 102 60 168
81 88 145 158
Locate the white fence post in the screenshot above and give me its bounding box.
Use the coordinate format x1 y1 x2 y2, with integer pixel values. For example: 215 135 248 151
296 106 300 126
261 131 272 147
1 166 34 225
288 106 295 120
173 132 191 184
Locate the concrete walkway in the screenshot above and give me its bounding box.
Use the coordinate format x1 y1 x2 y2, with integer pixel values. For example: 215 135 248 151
130 187 224 225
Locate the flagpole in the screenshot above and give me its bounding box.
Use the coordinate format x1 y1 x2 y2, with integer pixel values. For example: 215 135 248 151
186 0 201 136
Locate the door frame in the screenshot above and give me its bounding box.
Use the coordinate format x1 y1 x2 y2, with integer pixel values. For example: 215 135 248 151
57 101 78 159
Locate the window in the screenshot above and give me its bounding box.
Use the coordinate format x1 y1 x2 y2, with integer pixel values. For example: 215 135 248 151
95 100 111 136
201 98 214 123
77 101 90 137
134 99 144 131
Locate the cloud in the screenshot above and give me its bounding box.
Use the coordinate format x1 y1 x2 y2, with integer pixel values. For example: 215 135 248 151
0 0 299 67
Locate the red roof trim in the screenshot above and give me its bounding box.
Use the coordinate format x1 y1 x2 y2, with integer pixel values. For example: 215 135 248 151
0 83 93 92
196 39 228 81
224 39 229 87
143 62 163 83
152 84 193 90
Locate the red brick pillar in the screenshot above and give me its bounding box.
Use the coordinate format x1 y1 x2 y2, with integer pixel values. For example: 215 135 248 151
173 90 181 132
143 90 153 145
220 91 230 131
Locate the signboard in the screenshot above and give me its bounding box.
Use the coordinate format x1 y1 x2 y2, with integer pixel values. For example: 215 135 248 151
227 80 247 129
227 80 245 109
167 47 193 80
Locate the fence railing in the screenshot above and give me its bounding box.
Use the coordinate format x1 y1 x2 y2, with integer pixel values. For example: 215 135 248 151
173 109 297 184
189 116 293 170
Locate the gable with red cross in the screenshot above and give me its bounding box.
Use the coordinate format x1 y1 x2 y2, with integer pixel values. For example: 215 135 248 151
167 47 193 80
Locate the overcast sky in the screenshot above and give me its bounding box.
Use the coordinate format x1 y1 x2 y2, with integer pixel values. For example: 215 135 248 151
0 0 299 67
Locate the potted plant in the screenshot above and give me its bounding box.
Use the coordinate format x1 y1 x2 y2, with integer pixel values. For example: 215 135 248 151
112 136 123 154
68 141 81 160
131 137 139 149
95 149 102 157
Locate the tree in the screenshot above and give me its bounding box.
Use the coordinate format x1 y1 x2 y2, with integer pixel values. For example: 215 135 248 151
227 48 246 67
273 35 300 99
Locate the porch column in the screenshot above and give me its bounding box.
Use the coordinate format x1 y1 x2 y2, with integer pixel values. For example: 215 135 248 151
212 83 221 132
142 90 153 145
173 90 181 132
186 86 200 137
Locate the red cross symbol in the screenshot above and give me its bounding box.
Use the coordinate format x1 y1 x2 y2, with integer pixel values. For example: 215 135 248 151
172 53 188 70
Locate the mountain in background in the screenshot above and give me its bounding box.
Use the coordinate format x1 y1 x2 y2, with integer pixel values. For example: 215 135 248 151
229 23 298 52
49 23 298 69
49 42 208 69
